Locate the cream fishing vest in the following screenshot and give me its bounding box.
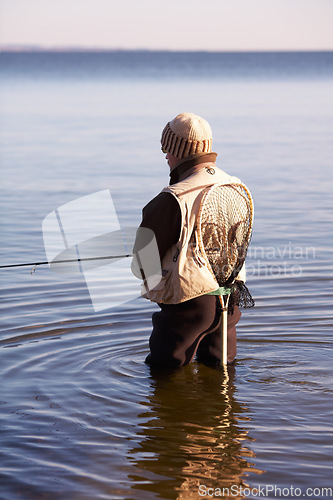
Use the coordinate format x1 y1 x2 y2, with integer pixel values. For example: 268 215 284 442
143 163 246 304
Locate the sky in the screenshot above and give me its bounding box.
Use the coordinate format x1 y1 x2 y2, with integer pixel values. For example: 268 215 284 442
0 0 333 51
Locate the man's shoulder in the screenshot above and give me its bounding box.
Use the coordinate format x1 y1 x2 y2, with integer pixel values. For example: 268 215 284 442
213 165 243 185
143 191 179 214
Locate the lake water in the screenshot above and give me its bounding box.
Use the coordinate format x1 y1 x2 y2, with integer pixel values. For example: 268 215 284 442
0 51 333 499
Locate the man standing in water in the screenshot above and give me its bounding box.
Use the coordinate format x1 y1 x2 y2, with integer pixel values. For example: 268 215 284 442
133 112 253 369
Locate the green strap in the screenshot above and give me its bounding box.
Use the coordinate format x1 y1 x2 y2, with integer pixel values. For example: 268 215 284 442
207 286 232 296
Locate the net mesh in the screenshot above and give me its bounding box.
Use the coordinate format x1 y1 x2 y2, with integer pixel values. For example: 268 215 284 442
197 183 255 313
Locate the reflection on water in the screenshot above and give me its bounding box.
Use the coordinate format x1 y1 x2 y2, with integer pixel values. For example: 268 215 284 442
129 365 263 499
0 312 262 500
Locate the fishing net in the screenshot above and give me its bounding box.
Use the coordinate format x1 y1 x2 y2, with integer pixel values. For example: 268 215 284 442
196 183 255 313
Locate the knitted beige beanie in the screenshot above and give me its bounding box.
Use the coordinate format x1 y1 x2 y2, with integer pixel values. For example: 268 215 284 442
161 112 213 159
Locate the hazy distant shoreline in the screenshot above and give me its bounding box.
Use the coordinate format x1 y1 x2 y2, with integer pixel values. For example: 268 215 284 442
1 45 332 54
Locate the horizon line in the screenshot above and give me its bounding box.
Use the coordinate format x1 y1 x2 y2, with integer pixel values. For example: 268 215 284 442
1 45 333 54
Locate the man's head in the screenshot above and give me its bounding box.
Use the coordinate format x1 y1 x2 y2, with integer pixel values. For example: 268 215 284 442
161 112 213 161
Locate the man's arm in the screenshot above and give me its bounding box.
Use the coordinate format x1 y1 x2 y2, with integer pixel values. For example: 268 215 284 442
137 192 181 263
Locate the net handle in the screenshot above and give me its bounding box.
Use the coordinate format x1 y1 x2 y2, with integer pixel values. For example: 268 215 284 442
218 294 230 366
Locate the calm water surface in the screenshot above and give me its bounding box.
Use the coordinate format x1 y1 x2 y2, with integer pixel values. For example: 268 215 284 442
0 52 333 499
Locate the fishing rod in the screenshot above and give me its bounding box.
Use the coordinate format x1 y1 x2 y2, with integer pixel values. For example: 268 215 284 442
0 254 133 274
